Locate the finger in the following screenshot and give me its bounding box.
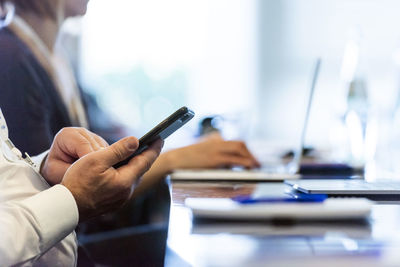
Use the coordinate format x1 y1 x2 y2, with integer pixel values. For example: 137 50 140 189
93 134 109 149
55 128 96 162
221 141 261 167
235 145 261 167
221 141 249 155
214 154 256 169
94 136 139 167
201 132 223 141
116 139 164 183
69 135 96 159
78 128 103 151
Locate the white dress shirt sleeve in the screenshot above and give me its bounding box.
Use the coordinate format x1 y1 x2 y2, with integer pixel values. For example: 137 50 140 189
32 150 49 173
0 184 79 266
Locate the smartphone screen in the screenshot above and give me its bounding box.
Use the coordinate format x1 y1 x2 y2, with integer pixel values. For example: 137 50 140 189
113 106 195 168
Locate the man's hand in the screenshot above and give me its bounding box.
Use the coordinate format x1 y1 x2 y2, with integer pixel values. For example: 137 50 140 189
40 128 109 185
61 137 163 222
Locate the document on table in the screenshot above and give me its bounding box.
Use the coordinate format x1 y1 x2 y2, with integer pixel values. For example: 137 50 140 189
185 197 372 220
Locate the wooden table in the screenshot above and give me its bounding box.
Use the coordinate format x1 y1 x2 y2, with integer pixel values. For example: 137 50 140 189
164 180 400 267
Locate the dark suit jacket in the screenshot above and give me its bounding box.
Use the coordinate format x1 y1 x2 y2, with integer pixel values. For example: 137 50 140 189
0 28 73 156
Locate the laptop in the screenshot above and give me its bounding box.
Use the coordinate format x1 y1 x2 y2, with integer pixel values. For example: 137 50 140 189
171 59 321 181
284 179 400 200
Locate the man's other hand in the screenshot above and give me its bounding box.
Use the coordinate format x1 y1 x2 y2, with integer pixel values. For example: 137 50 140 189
41 127 108 185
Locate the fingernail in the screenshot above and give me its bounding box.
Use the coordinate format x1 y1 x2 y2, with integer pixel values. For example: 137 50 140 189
125 138 137 151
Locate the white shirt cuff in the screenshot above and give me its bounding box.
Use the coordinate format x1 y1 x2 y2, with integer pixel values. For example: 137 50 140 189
32 150 49 173
19 184 79 252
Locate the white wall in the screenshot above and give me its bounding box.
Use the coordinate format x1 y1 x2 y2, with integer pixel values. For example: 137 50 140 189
258 0 400 151
78 0 400 155
80 0 259 139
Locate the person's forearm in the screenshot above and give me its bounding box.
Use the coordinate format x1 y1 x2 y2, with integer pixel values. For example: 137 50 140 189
132 151 176 197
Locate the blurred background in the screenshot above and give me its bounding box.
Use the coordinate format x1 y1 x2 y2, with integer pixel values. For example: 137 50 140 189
61 0 400 174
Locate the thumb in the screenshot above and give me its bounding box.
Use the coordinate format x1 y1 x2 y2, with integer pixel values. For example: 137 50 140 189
95 136 139 167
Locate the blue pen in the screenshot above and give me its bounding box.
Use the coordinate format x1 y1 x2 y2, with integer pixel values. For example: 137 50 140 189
232 194 327 204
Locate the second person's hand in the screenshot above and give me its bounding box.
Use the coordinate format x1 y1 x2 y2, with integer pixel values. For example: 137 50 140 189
161 132 260 171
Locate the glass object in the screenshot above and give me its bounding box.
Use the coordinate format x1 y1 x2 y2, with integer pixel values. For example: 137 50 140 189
344 77 369 167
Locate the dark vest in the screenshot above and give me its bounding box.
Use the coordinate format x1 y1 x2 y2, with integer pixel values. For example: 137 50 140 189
0 28 72 155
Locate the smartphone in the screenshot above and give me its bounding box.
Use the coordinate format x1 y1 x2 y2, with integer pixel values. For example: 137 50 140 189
113 106 195 168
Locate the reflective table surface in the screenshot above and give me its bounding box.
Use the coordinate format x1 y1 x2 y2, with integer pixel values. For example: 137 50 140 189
164 181 400 267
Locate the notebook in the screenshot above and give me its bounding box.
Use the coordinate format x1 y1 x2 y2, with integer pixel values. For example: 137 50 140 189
171 59 321 181
185 197 372 220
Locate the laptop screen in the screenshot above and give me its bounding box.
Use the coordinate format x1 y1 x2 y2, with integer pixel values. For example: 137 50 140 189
254 58 321 174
